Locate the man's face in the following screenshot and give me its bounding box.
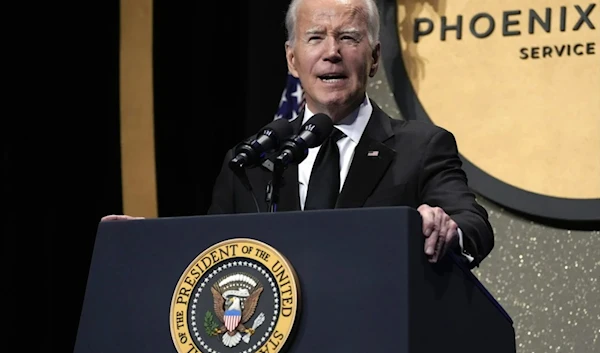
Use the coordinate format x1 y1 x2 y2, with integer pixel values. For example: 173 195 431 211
286 0 380 120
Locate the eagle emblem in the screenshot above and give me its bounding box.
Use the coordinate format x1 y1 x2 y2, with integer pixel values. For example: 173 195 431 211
206 273 265 347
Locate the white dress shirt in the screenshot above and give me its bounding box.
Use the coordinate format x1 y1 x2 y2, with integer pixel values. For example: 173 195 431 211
295 94 474 264
298 96 372 209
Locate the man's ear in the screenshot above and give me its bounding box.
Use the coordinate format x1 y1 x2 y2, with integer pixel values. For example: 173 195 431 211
285 41 299 78
369 42 381 77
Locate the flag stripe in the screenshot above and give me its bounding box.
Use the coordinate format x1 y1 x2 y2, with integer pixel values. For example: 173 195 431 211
225 314 241 331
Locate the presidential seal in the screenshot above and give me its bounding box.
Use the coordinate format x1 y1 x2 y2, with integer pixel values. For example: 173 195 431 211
170 238 300 353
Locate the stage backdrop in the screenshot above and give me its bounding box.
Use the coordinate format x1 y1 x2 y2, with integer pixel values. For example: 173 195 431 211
51 1 598 352
380 0 599 223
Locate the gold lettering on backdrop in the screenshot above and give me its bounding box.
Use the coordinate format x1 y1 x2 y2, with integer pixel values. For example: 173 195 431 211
397 0 599 198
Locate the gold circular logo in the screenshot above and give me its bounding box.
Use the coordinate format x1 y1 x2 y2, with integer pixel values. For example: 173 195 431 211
169 238 300 353
395 0 599 199
379 0 600 222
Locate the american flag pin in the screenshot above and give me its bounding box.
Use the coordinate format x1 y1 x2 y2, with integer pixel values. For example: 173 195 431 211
367 150 379 157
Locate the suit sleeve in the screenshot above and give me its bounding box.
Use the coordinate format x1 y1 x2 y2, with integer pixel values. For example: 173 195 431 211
207 149 236 215
418 128 494 267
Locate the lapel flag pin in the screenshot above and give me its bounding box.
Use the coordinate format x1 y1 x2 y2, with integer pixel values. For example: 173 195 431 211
367 150 379 157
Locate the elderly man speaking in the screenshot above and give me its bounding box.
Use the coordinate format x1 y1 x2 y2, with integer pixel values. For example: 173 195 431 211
207 0 494 268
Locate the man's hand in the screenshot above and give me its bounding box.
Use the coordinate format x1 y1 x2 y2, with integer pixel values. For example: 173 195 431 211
417 204 458 263
101 214 145 222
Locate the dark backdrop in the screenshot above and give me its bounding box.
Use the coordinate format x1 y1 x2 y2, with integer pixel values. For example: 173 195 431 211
4 1 291 351
154 1 290 217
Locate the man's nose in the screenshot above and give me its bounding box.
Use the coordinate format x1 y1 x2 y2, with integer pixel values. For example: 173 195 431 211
323 37 342 62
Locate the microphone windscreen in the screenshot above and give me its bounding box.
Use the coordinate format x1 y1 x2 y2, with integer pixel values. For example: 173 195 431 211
301 113 333 147
265 118 294 140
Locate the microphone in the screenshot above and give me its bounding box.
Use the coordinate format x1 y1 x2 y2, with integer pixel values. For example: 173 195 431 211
275 113 333 167
229 118 294 171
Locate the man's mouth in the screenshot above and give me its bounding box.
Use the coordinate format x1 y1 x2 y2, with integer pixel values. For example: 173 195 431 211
318 73 348 83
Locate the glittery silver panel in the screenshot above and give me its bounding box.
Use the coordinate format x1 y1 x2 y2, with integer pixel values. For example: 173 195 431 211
367 65 600 353
474 197 599 353
368 68 404 121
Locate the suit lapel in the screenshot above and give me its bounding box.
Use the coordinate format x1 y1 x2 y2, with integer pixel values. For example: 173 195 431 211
336 101 396 208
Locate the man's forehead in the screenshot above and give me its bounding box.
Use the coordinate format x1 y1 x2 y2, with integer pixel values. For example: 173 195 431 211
298 1 367 27
298 0 366 17
303 0 358 7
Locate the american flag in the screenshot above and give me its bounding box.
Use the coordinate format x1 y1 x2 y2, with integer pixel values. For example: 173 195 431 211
274 72 305 121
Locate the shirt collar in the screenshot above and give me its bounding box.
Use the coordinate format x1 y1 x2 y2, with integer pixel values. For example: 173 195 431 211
301 94 372 144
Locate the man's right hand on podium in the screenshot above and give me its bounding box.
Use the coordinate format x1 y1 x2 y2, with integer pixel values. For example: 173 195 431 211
100 215 145 222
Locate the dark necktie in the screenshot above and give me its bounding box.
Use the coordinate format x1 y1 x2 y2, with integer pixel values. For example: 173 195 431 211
304 128 346 210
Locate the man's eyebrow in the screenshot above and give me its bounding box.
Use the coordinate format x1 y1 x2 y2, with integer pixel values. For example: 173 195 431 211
337 28 361 36
304 27 325 35
302 27 363 37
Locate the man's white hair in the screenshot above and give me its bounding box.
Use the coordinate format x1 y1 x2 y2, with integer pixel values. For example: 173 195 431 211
285 0 380 47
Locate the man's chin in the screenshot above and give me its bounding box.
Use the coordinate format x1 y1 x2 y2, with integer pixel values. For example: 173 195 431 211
310 97 361 121
315 94 350 109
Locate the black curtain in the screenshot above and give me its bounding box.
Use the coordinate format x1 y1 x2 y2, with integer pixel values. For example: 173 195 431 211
29 2 123 352
14 1 293 351
153 1 290 217
5 0 123 350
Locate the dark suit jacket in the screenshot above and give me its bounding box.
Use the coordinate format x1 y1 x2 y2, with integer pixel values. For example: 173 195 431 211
208 100 494 266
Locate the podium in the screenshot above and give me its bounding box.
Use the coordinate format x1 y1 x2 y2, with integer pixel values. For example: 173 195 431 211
74 207 515 353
